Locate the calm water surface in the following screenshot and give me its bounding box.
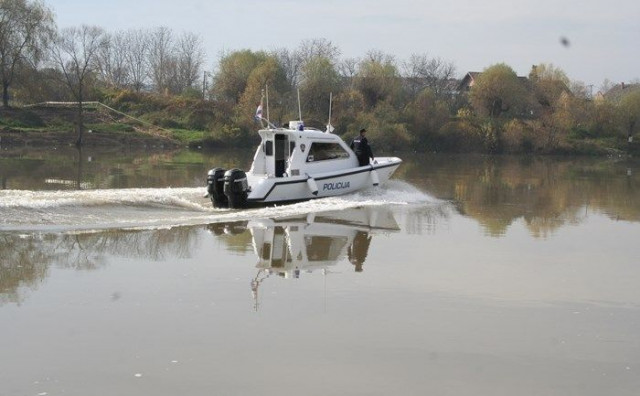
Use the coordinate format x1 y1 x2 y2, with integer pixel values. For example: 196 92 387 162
1 147 639 396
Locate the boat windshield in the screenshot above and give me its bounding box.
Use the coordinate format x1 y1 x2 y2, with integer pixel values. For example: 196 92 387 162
306 142 349 162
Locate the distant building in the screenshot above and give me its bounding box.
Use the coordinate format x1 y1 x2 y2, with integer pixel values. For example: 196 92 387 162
595 82 640 102
457 71 530 93
400 76 462 100
457 72 482 92
456 69 576 117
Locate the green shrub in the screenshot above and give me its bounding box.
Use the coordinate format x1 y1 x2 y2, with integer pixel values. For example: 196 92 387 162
569 127 596 140
502 120 529 153
171 129 205 144
0 109 45 128
186 109 215 130
436 121 483 152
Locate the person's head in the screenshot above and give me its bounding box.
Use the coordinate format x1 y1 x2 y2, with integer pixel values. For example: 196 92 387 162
359 128 367 135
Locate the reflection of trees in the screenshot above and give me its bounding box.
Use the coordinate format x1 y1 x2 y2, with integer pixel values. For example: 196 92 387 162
0 157 46 190
0 226 202 305
0 234 50 305
401 204 453 235
403 154 640 237
53 227 201 269
206 222 252 254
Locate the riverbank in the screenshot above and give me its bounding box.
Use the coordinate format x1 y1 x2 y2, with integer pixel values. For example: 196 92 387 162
1 105 637 156
0 128 181 148
0 128 179 148
0 106 182 149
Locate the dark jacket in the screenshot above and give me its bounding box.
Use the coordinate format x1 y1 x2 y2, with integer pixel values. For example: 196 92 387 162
350 135 374 166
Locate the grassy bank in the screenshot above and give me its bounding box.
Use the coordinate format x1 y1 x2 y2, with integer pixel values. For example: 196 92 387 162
0 104 202 148
1 97 637 156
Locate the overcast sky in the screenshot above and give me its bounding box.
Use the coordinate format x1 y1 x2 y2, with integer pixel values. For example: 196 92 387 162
47 0 639 90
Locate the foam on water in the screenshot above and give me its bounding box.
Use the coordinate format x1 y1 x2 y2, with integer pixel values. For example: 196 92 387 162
0 180 438 232
0 187 209 210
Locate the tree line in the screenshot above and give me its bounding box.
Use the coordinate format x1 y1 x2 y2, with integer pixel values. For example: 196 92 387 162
2 0 639 152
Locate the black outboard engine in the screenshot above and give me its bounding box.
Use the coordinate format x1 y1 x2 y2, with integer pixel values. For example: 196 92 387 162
207 167 227 208
223 168 249 209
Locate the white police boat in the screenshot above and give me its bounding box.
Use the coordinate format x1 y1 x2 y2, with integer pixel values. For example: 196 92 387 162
206 121 402 208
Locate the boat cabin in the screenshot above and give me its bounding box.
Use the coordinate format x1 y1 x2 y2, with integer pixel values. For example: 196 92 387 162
249 122 357 178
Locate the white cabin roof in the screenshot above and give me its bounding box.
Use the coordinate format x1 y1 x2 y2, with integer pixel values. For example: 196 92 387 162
257 127 339 142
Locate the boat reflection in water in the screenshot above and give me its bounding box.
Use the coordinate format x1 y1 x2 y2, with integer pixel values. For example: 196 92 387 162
209 206 400 309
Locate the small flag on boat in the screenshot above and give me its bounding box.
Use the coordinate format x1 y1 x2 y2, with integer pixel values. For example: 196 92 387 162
255 103 263 121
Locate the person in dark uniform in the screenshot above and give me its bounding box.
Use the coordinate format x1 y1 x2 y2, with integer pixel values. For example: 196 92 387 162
350 128 374 166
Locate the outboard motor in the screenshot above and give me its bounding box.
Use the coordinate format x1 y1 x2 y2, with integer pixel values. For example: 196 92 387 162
223 168 249 209
207 167 227 208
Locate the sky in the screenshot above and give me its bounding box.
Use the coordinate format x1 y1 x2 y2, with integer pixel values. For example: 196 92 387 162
46 0 639 90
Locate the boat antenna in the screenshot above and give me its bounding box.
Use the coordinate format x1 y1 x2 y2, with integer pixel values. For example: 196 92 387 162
297 88 302 121
256 89 265 128
266 84 271 128
326 92 334 133
251 269 270 312
255 88 277 129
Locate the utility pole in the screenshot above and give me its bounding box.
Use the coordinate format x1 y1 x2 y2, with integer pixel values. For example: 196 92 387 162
202 71 207 100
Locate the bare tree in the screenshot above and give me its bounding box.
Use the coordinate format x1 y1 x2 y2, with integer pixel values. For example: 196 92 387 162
50 25 106 146
0 0 54 107
174 31 204 93
338 57 359 89
272 47 299 88
599 78 614 95
147 26 173 94
296 38 340 68
94 30 129 88
402 53 456 100
124 28 149 92
356 50 401 108
365 49 395 65
271 39 341 92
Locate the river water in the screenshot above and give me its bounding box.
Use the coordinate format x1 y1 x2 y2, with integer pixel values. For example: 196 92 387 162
1 147 639 396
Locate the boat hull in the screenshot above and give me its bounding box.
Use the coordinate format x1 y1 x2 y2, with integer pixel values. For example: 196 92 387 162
246 157 401 206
